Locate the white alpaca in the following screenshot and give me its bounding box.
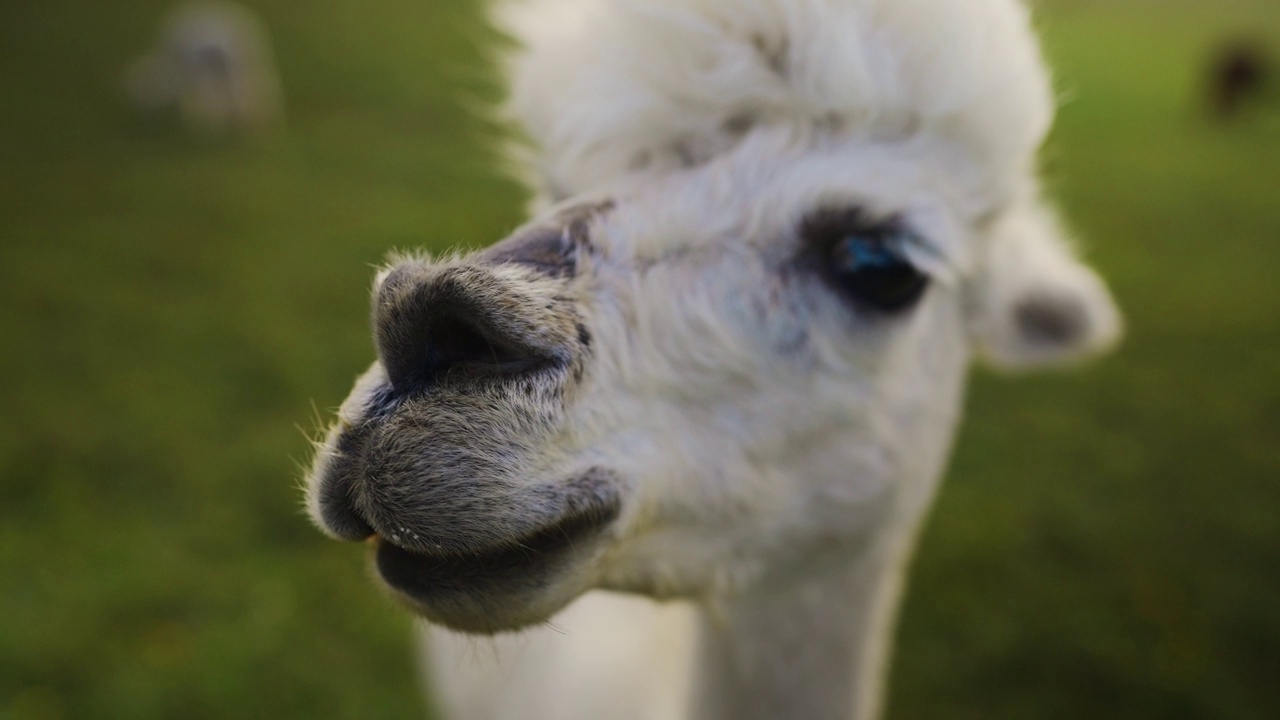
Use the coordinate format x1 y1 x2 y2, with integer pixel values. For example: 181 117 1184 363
125 1 283 136
304 1 1121 719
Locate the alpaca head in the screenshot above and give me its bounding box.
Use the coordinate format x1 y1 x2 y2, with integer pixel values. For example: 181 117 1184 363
305 0 1121 633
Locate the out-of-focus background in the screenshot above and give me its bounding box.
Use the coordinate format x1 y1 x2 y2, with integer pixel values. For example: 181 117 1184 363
1 0 1277 718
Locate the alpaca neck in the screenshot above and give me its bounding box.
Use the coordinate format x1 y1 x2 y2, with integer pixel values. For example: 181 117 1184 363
688 538 909 720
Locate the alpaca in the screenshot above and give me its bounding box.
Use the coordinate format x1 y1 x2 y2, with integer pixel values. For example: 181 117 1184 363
304 1 1122 718
125 1 283 136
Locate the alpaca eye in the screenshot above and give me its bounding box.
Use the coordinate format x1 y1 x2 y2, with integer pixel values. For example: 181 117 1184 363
828 231 929 312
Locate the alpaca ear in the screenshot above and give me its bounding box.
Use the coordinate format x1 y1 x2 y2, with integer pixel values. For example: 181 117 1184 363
969 200 1122 370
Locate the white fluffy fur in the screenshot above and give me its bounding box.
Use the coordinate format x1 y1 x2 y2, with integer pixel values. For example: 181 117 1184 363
496 0 1052 213
309 1 1122 718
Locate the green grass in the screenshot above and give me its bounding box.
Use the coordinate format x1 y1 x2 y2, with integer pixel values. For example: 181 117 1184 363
1 1 1277 718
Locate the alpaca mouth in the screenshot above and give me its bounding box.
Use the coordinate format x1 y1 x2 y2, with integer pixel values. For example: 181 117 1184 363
375 506 614 587
372 500 620 631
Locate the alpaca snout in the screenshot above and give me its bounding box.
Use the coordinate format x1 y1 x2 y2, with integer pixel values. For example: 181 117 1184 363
308 258 591 553
307 233 597 559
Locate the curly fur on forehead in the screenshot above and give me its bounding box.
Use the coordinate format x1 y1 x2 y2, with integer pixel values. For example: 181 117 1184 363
493 0 1054 203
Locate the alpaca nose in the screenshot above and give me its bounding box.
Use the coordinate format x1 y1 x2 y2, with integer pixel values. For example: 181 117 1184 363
373 264 554 394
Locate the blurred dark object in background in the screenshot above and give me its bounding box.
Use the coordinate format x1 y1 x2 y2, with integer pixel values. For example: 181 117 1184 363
1206 38 1271 122
124 1 284 137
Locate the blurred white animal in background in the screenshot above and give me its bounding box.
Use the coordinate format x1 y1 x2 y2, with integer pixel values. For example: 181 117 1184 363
125 1 283 136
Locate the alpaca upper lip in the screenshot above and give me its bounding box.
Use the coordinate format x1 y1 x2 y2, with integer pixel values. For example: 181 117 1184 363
313 384 622 557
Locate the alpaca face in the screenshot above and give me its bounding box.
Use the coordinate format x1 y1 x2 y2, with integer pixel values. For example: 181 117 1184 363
305 130 1120 633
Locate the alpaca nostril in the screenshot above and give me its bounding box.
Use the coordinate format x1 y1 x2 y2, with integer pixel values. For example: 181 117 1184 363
375 270 552 393
423 315 547 379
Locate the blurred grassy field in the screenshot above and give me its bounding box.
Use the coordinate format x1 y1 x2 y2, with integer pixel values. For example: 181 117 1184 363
1 0 1277 718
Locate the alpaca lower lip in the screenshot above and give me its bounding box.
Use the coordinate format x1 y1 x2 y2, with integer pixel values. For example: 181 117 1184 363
372 503 618 622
